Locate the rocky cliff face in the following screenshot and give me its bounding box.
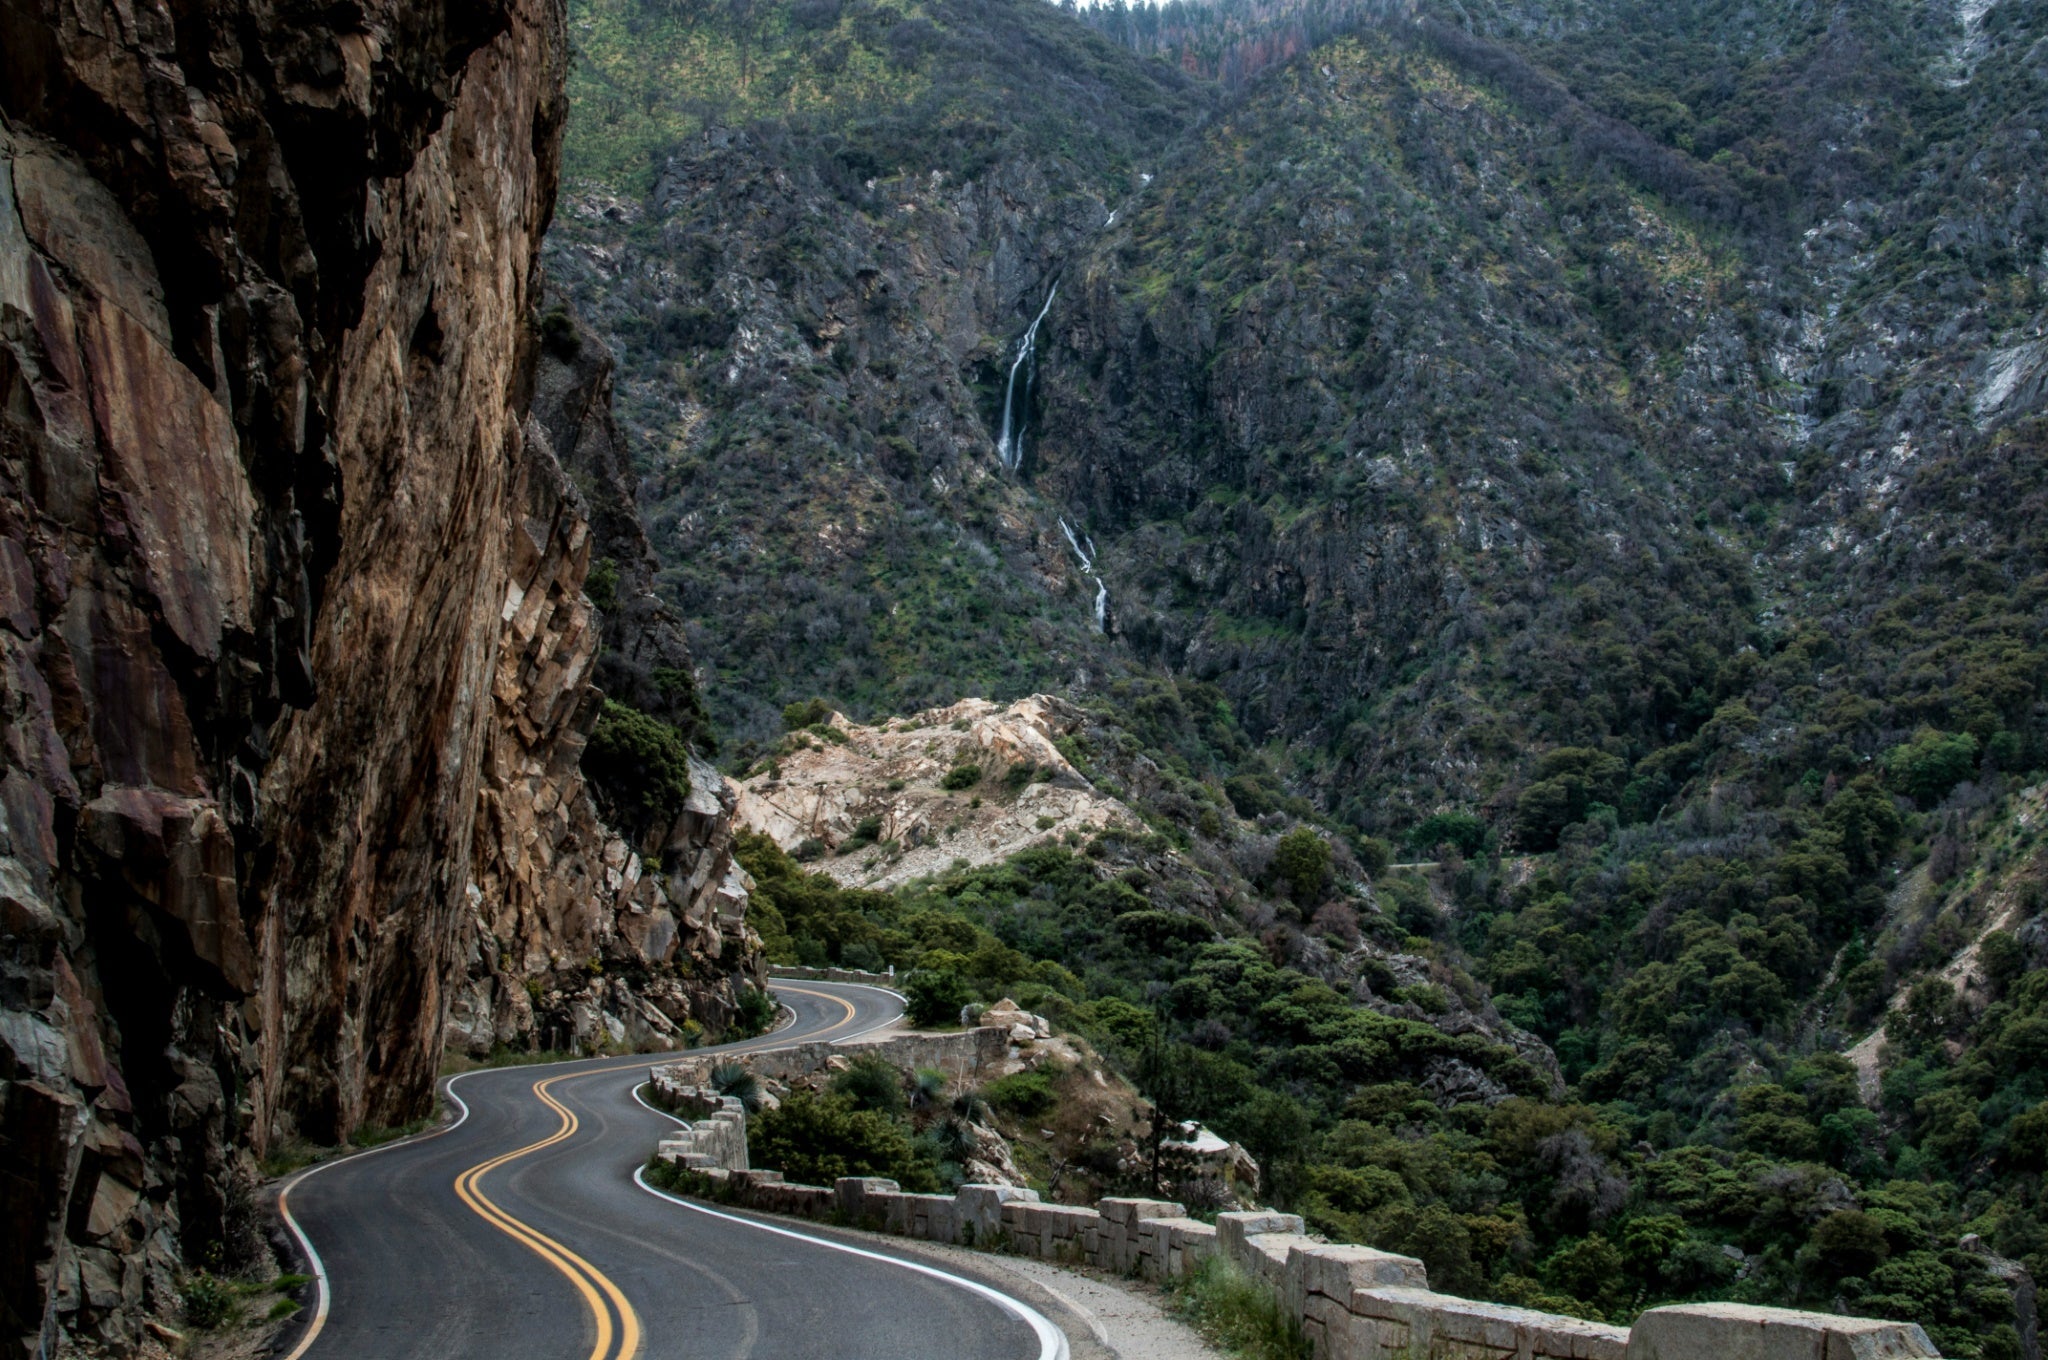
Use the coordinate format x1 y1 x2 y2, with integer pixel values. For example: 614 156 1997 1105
452 315 762 1060
0 0 754 1353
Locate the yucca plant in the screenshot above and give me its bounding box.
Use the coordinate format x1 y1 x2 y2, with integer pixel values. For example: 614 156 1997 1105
910 1068 949 1110
709 1061 761 1112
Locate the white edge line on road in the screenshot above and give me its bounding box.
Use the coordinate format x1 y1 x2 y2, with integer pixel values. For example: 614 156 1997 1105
1024 1278 1114 1351
279 979 897 1360
766 979 909 1039
630 1082 1069 1360
632 1165 1070 1360
275 1075 478 1360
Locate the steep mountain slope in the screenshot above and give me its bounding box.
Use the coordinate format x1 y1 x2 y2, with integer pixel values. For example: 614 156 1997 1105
545 0 2048 1349
546 0 1210 741
1035 29 1773 829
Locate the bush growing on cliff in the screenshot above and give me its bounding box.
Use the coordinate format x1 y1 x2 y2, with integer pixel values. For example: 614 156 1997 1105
979 1069 1056 1118
782 698 833 730
584 556 618 612
582 699 693 844
830 1054 908 1115
1884 728 1981 806
731 985 777 1039
1272 827 1333 903
540 304 581 359
1407 810 1488 859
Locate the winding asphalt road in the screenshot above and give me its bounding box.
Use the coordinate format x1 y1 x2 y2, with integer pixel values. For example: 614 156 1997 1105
277 981 1064 1359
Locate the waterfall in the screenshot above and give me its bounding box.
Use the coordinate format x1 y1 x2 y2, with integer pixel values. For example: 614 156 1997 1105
1059 517 1109 635
1059 518 1093 572
996 285 1057 473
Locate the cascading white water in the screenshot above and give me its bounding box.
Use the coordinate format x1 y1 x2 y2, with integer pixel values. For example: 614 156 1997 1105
1059 517 1109 634
1059 518 1093 572
997 285 1057 472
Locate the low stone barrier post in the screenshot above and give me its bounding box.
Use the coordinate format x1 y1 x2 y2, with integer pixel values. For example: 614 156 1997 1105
650 1150 1947 1360
1626 1302 1939 1360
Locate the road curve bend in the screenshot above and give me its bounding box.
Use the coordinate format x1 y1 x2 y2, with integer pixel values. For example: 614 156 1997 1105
278 981 1065 1360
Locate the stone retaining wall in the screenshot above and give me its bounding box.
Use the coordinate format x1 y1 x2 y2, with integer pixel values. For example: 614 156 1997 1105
653 1153 1944 1360
654 1025 1010 1090
769 964 899 987
645 1083 750 1171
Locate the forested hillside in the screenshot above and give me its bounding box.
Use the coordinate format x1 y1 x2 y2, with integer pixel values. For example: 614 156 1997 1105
549 0 2048 1351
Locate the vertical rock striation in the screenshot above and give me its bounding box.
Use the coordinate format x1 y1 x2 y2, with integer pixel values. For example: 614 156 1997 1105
453 310 761 1061
0 2 755 1357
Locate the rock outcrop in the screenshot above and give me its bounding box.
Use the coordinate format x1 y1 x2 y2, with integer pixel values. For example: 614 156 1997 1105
453 330 762 1057
734 696 1141 889
0 2 755 1356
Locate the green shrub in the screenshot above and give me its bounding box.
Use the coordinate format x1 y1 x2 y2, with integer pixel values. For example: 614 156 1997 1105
710 1061 763 1111
584 556 618 611
903 967 973 1027
1170 1255 1309 1360
1224 774 1275 818
1407 810 1488 858
941 763 982 790
911 1068 950 1109
1883 728 1980 805
582 700 692 842
830 1054 907 1115
782 698 833 730
1511 749 1627 850
1351 834 1393 876
180 1272 240 1330
840 815 884 853
749 1090 940 1191
732 986 777 1039
539 304 581 359
980 1069 1056 1117
1273 827 1332 902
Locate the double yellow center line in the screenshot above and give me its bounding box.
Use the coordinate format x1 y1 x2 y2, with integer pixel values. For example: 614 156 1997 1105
448 987 864 1360
452 1073 641 1360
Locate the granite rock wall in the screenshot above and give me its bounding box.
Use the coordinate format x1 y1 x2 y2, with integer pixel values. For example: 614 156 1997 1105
0 0 753 1352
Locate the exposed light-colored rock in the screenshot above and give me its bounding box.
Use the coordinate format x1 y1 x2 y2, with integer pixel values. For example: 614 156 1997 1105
735 695 1140 888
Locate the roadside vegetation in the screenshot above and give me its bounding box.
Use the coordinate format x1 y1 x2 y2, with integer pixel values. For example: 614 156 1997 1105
1170 1256 1310 1360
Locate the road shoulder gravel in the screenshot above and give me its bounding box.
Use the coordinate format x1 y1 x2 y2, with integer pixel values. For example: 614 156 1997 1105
683 1205 1225 1360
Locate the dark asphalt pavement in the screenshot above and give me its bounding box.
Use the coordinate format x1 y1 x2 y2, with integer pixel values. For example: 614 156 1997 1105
279 981 1060 1360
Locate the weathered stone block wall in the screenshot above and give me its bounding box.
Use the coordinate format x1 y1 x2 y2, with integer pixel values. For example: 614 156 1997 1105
654 1024 1009 1091
647 1083 748 1172
658 1158 1947 1360
768 964 899 987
